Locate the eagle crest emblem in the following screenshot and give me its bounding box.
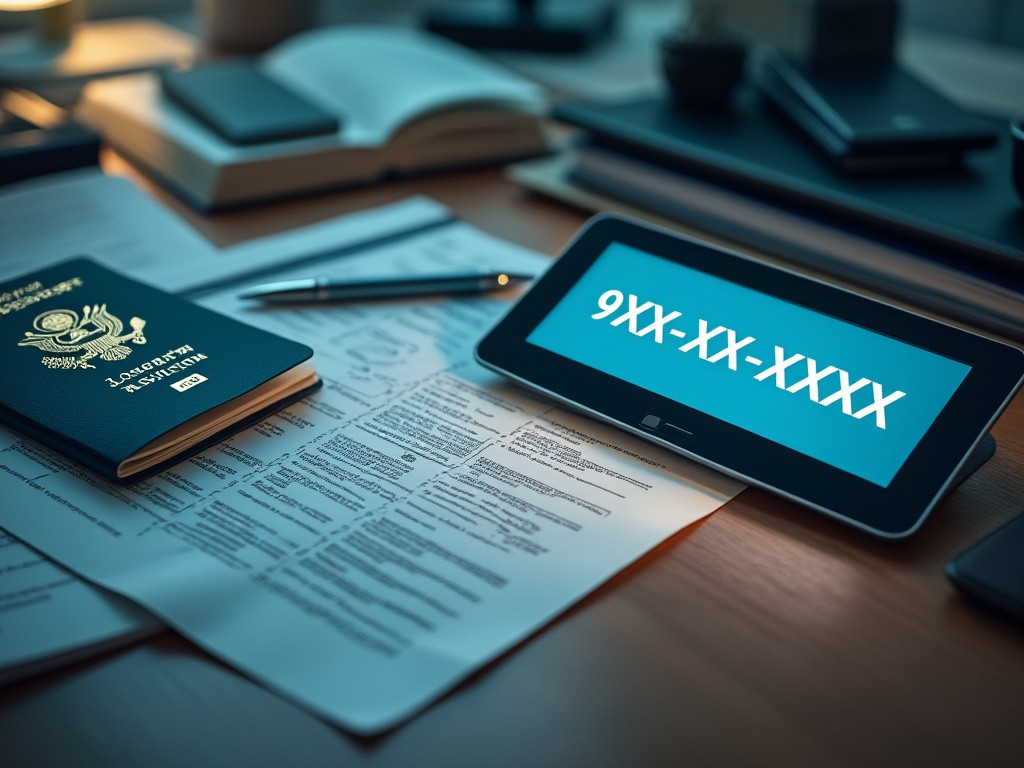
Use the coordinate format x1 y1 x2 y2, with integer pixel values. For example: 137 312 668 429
19 305 147 370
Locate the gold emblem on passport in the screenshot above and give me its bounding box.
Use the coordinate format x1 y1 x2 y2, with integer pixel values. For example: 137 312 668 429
19 305 147 370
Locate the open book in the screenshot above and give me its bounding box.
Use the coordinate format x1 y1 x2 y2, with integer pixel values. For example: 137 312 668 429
76 25 549 210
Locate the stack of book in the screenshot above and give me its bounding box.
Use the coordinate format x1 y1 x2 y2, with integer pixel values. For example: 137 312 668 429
76 25 550 211
536 87 1023 341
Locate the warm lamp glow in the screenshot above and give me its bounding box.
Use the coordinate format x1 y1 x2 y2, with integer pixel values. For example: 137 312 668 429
0 1 73 10
0 0 76 46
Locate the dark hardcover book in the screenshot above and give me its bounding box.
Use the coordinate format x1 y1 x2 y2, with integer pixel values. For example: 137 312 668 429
160 62 340 146
0 257 320 482
552 88 1023 278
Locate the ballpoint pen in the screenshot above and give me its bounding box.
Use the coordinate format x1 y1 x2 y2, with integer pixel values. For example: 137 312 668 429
239 270 534 303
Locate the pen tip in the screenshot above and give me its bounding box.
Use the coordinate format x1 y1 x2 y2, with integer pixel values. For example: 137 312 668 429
495 272 532 287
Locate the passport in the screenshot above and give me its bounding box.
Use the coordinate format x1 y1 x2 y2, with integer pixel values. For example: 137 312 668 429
0 257 320 482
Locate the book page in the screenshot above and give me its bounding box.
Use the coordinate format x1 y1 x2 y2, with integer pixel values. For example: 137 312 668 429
263 26 544 146
0 220 743 733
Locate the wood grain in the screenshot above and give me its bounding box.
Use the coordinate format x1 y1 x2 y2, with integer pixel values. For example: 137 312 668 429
3 157 1022 768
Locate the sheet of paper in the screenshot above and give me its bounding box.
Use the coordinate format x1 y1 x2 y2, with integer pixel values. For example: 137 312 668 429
0 177 452 682
0 169 216 285
0 169 453 292
0 208 743 732
0 532 162 685
0 167 214 679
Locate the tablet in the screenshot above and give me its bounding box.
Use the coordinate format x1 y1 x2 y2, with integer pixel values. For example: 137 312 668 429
476 215 1024 538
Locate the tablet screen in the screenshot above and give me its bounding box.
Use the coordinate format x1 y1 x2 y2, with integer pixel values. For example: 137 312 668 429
528 242 972 487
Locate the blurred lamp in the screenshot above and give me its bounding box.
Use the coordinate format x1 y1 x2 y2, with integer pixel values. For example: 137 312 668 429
0 0 78 47
0 0 195 104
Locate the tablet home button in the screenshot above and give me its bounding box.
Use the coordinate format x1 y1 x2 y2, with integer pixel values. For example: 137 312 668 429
640 414 661 429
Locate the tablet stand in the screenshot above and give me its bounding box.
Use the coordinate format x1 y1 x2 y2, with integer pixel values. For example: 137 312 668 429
950 433 996 490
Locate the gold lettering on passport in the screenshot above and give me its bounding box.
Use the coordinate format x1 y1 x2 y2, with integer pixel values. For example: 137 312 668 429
18 304 147 370
0 277 83 315
104 346 207 394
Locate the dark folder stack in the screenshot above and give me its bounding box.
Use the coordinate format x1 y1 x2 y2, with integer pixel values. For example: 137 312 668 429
551 87 1024 341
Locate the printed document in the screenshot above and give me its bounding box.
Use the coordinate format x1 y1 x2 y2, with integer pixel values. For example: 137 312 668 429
0 532 161 684
0 179 451 681
0 205 742 732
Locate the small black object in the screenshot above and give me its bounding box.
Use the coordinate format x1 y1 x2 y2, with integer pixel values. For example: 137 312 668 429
661 32 746 110
423 0 617 52
1 94 98 185
0 120 99 185
1011 118 1024 204
161 61 340 146
947 511 1024 623
756 49 999 173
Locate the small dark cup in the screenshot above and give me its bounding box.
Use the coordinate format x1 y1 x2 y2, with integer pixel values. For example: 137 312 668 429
661 32 746 110
1011 118 1024 204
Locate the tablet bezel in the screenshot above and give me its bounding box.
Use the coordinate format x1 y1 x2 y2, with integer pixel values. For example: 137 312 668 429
476 214 1024 538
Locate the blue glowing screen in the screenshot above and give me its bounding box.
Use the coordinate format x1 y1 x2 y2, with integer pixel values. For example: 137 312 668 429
527 243 971 486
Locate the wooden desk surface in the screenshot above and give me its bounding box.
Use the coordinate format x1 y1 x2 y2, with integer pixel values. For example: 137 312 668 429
2 158 1023 768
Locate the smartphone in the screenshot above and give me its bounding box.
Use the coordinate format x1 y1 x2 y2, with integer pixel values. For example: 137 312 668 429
947 511 1024 622
161 61 340 145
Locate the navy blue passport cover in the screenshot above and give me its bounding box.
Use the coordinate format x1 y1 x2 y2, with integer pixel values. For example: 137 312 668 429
0 257 319 482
